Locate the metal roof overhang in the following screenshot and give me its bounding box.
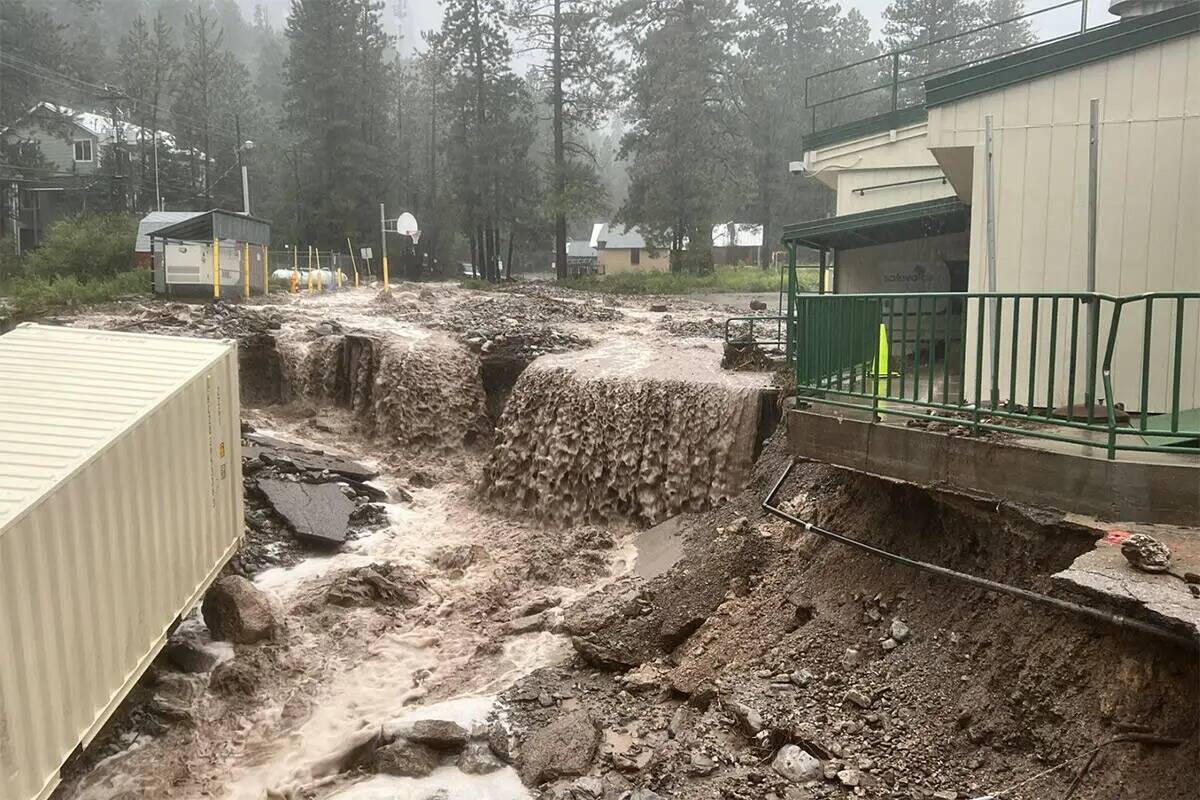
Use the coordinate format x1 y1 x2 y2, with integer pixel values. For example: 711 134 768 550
780 198 969 251
148 209 272 245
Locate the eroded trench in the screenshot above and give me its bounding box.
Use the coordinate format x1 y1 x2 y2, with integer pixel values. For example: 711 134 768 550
56 309 1197 800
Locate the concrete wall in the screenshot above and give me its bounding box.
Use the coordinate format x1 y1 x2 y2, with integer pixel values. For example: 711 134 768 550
927 31 1200 412
599 247 671 275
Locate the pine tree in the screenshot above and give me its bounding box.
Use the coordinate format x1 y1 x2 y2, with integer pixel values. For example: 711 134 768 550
429 0 534 282
613 0 741 273
284 0 392 245
882 0 986 96
737 0 876 265
511 0 613 279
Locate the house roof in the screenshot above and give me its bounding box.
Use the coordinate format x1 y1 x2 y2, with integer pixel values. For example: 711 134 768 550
926 3 1200 108
781 198 969 250
591 223 648 250
5 102 200 157
567 240 598 259
712 223 764 248
136 212 203 252
148 209 272 246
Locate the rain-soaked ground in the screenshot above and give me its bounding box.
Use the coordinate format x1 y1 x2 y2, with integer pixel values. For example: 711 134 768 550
53 282 778 800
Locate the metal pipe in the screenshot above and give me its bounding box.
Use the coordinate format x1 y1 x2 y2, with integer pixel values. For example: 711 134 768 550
761 459 1198 651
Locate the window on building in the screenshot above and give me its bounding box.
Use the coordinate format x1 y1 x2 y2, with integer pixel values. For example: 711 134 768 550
73 139 93 162
630 247 641 265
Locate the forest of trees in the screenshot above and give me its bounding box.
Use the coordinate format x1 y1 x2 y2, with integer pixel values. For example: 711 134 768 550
0 0 1036 278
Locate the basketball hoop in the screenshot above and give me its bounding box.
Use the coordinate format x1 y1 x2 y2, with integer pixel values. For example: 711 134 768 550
405 229 421 244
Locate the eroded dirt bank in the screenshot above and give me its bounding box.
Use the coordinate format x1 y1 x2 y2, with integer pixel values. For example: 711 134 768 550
495 437 1199 799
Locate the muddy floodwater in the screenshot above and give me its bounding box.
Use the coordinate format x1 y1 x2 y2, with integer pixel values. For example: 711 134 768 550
55 283 775 800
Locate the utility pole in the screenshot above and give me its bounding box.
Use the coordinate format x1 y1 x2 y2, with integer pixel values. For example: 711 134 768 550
235 114 251 215
380 202 390 289
153 130 162 211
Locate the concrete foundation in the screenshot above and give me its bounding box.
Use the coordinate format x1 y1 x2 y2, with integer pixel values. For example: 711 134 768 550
787 408 1200 526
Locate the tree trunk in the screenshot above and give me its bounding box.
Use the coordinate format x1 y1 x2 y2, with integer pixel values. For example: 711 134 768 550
552 0 567 281
505 231 514 280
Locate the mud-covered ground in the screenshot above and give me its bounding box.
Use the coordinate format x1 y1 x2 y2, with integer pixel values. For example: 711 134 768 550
42 281 1199 800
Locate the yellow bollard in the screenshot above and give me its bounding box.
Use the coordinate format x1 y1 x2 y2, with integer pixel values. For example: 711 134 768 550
382 255 390 288
334 252 343 289
243 243 250 299
290 270 299 293
212 238 221 299
263 245 270 296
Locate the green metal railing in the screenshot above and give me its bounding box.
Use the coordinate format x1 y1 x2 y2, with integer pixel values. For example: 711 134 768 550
786 291 1200 459
804 0 1087 133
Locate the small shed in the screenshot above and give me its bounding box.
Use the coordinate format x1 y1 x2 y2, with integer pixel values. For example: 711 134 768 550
148 209 272 297
135 211 202 268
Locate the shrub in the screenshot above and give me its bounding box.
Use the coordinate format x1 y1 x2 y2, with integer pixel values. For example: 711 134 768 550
2 270 150 317
23 213 139 280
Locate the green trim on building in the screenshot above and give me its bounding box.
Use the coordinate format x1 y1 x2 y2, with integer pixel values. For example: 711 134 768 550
802 106 929 153
781 197 969 251
926 3 1200 107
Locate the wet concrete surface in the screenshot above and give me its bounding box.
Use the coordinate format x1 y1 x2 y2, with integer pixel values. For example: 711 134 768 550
632 515 688 581
1054 525 1200 637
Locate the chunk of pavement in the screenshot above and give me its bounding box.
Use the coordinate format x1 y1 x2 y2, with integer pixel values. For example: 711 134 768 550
889 618 913 643
841 647 863 669
257 477 356 546
726 699 765 736
519 709 600 785
202 575 279 644
773 744 823 782
1121 533 1172 573
372 738 442 777
406 719 471 749
649 303 669 313
458 740 505 774
571 635 638 671
244 435 379 481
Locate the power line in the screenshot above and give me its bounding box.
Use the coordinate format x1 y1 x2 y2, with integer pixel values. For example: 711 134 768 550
0 52 244 140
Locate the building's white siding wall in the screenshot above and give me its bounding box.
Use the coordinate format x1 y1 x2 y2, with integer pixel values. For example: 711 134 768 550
835 167 957 215
928 31 1200 412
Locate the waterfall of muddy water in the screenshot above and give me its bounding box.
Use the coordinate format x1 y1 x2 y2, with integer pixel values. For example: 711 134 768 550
274 327 488 449
485 336 772 525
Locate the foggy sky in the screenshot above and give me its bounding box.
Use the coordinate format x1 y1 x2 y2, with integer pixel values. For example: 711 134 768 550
241 0 1119 54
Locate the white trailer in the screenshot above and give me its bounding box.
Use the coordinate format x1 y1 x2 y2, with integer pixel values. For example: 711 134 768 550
0 324 243 800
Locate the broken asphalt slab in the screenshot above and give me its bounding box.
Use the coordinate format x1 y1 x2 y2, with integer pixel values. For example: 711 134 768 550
244 433 379 482
256 478 356 546
1053 526 1200 639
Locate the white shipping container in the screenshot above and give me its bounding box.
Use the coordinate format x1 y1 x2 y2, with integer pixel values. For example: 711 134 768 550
0 324 243 800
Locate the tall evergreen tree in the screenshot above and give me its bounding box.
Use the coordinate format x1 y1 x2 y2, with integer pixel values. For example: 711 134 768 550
283 0 391 245
511 0 613 279
737 0 875 265
429 0 535 282
613 0 740 273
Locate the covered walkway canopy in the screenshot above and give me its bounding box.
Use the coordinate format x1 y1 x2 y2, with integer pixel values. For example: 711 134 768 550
781 197 968 251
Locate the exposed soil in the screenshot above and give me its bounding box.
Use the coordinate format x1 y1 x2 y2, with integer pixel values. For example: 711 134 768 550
497 435 1200 799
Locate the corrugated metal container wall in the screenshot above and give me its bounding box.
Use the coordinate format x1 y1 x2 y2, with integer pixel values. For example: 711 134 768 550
0 324 243 800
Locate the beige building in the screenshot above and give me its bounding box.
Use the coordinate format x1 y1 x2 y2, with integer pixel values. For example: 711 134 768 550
590 223 672 275
785 1 1199 421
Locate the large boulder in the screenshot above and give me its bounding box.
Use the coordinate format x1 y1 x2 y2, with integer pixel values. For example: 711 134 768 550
372 739 441 777
520 709 600 786
202 576 279 644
